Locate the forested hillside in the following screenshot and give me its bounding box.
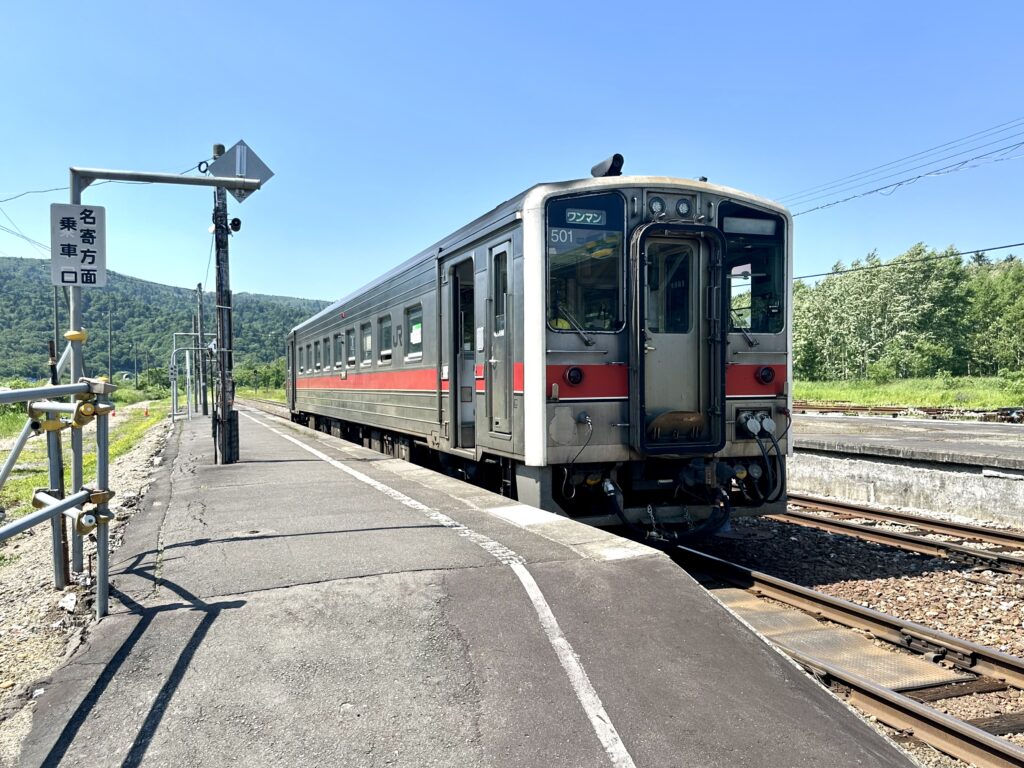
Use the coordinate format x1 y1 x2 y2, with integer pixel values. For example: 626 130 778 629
793 245 1024 381
0 257 329 380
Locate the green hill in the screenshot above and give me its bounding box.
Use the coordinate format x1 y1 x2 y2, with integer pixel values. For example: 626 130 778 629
0 257 329 380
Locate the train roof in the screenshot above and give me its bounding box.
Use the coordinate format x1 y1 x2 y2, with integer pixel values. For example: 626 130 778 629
292 175 789 335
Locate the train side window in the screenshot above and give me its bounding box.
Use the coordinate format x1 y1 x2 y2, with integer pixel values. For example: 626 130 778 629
346 329 356 366
314 340 321 370
405 305 423 360
323 337 331 368
333 333 343 368
306 344 312 372
493 251 507 336
360 323 372 366
378 315 392 364
299 345 305 372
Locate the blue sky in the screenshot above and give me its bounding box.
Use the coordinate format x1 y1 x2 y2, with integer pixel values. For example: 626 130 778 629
2 1 1022 300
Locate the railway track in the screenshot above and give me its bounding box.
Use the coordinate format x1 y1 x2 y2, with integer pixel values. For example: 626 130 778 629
774 496 1024 574
792 401 1023 423
238 397 289 419
676 545 1024 768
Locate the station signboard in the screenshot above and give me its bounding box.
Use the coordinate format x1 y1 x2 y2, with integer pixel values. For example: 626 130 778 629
50 203 106 287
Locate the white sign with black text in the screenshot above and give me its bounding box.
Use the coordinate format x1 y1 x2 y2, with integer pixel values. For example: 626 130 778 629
50 203 106 287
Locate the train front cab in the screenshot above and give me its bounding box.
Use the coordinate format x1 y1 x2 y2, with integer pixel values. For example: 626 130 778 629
524 181 790 534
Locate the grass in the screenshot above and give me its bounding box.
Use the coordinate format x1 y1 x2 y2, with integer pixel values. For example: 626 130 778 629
235 386 286 403
794 376 1023 409
0 400 169 526
0 410 27 439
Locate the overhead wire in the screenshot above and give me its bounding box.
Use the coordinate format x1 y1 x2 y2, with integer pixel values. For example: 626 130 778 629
794 241 1024 282
777 116 1024 203
0 161 210 255
789 135 1024 213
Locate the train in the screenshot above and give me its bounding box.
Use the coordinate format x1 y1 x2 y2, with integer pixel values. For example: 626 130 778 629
286 155 792 540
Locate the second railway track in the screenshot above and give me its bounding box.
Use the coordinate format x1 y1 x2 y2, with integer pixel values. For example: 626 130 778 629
677 545 1024 768
776 495 1024 574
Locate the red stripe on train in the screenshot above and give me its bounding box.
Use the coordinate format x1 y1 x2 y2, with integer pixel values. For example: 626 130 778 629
296 368 436 391
296 362 785 399
725 364 786 396
546 364 628 399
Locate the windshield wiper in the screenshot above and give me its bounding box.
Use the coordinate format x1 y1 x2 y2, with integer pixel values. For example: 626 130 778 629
558 303 596 346
731 310 759 348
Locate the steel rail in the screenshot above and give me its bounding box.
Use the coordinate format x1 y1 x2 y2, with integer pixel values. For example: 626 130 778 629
788 651 1024 768
675 546 1024 766
789 494 1024 551
770 509 1024 573
674 545 1024 688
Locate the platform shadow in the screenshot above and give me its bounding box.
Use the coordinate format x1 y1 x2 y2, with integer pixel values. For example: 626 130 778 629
40 558 244 768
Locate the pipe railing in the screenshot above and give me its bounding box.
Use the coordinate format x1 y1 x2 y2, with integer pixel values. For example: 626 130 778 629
0 373 116 618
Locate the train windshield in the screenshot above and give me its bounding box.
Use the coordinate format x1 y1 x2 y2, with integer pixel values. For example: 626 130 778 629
546 193 626 333
720 202 786 334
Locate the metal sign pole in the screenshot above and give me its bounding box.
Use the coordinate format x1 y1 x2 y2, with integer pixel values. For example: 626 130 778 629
212 154 237 463
69 173 87 573
197 283 209 415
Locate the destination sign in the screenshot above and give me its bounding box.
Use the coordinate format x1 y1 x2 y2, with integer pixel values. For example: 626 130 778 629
565 208 606 226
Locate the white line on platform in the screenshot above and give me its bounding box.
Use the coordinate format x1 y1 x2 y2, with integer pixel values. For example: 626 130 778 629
240 411 637 768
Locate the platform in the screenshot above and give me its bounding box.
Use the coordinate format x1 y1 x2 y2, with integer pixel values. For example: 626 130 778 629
790 414 1024 525
793 413 1024 471
18 408 915 767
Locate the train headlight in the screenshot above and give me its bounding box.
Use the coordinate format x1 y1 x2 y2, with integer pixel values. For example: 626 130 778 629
647 196 665 216
675 198 691 217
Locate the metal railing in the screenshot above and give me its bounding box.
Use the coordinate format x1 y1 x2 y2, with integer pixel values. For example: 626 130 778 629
0 374 117 618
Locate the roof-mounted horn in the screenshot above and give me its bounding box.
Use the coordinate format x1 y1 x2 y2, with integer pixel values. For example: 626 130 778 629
590 154 624 178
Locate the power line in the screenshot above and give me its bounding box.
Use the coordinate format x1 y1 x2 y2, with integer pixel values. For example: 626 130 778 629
203 233 215 290
785 130 1024 209
0 207 49 255
0 161 210 255
0 162 205 206
777 116 1024 203
0 222 49 251
792 140 1024 216
794 241 1024 281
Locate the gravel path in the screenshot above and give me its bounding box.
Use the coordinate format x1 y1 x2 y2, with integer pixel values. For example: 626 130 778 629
0 404 172 767
699 508 1024 767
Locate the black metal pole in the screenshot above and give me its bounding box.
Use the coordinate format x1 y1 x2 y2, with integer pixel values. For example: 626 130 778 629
212 143 237 463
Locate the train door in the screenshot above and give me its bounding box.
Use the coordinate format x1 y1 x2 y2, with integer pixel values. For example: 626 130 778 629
629 224 726 454
448 259 476 448
487 242 512 435
287 331 297 411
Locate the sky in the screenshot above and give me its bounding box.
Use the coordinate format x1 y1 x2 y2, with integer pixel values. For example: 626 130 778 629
2 1 1022 301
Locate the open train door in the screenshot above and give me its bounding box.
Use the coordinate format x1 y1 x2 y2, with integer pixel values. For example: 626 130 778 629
629 223 728 455
287 331 297 412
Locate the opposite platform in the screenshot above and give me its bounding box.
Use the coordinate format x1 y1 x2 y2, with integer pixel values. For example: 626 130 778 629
791 414 1024 525
18 408 915 767
794 413 1024 471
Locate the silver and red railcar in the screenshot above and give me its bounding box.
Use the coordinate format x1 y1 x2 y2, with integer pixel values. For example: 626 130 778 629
287 158 791 535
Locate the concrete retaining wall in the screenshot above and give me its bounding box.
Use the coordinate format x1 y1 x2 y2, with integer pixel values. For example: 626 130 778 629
789 451 1024 527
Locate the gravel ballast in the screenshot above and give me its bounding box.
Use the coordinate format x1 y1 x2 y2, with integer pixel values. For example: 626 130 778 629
699 508 1024 768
